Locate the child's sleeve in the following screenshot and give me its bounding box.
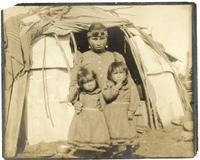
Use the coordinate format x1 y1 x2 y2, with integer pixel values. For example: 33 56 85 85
102 81 120 103
68 51 83 104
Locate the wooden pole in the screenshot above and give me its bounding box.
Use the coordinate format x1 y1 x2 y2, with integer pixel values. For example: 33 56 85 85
121 27 155 129
4 73 28 158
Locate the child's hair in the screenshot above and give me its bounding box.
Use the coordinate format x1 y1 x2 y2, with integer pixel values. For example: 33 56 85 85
107 61 128 82
77 67 98 90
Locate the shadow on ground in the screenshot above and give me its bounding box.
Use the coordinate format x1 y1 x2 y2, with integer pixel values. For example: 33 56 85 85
16 125 195 159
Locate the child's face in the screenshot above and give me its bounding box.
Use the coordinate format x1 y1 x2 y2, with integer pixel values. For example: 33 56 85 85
83 80 97 92
111 70 126 84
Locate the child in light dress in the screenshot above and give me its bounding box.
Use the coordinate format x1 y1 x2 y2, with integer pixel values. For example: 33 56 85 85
67 67 110 153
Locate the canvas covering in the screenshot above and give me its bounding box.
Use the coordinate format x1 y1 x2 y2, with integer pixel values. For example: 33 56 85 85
26 36 74 145
128 34 185 126
3 6 191 157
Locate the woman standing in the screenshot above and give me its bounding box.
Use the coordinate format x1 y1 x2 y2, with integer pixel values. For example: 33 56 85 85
69 23 125 106
68 22 140 157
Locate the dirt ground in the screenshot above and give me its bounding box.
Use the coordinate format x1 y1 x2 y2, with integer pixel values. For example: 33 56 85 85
16 125 195 159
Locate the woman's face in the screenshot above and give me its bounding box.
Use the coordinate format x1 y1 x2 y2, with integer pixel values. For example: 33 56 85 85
88 36 107 53
111 70 127 84
83 80 97 92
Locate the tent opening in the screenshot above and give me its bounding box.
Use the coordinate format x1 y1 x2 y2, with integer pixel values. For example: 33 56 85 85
73 27 145 100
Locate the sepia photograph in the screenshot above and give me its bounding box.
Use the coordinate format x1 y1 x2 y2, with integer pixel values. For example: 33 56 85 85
1 2 197 159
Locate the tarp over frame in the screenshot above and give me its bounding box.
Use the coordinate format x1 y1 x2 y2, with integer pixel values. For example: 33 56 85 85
26 35 75 145
3 6 191 157
3 6 133 157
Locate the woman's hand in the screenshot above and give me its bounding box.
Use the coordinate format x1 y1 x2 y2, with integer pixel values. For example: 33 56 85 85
74 101 83 115
98 105 104 112
128 110 135 120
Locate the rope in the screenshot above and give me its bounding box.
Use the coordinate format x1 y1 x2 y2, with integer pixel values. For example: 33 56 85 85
42 37 54 127
42 37 49 118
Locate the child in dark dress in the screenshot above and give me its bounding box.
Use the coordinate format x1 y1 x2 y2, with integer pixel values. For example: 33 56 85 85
102 61 140 157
